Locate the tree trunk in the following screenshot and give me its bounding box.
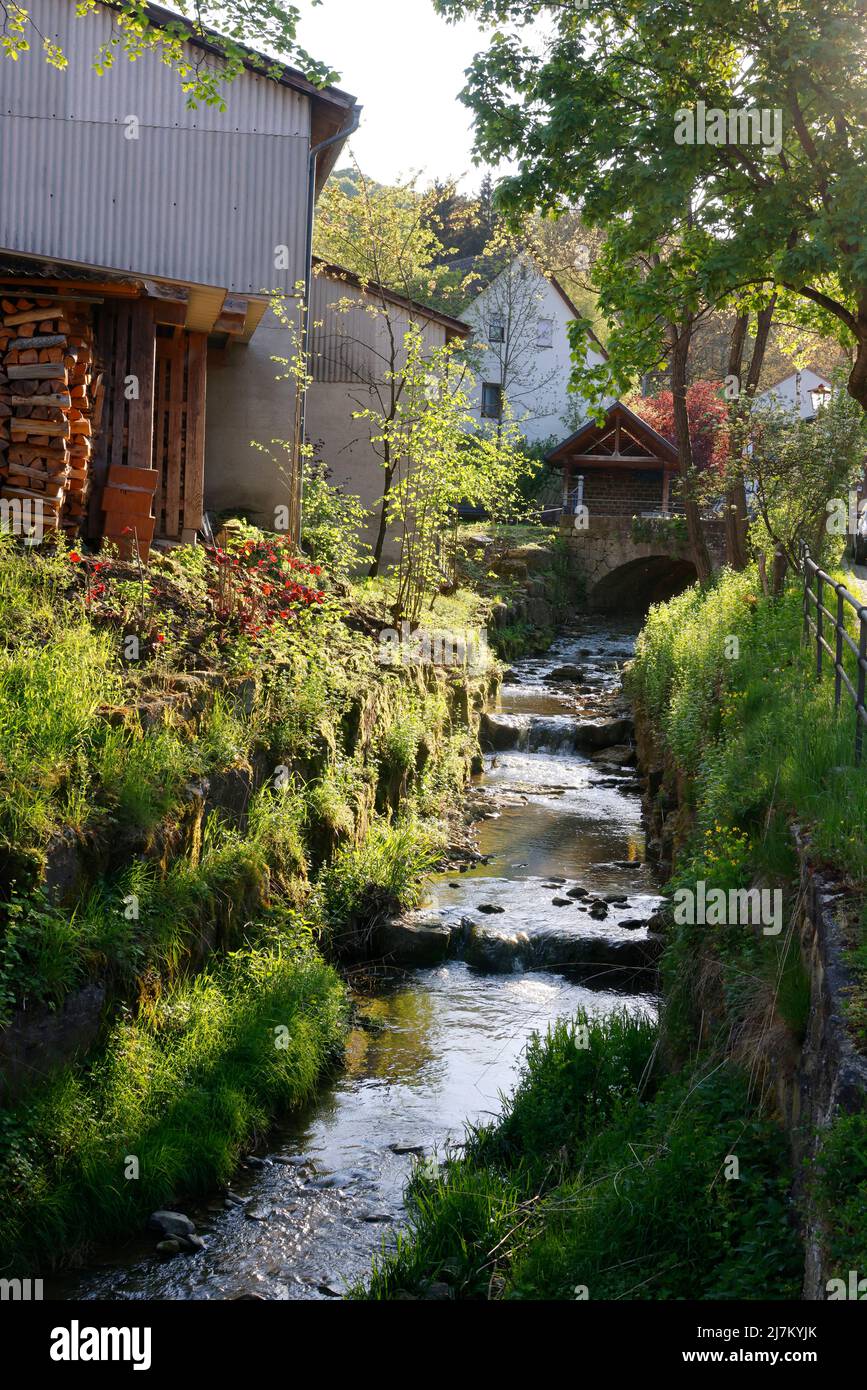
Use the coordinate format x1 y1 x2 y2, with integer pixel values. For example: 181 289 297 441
744 299 776 395
724 313 750 570
846 306 867 411
368 461 396 578
669 322 714 583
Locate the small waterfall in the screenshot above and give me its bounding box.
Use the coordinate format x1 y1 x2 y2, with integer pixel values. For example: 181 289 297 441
481 712 576 754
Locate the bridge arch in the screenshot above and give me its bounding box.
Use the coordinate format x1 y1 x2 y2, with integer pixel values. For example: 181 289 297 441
588 553 698 612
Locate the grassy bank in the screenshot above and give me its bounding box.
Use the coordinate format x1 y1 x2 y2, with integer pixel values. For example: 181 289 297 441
0 931 345 1270
628 566 867 1280
358 1012 801 1301
0 525 515 1273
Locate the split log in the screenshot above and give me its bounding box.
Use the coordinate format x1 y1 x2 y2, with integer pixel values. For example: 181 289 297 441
6 365 67 381
10 417 70 437
9 393 71 409
3 307 68 327
8 335 67 352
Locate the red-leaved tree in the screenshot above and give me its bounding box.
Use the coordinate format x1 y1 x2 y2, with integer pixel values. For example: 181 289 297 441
628 380 729 473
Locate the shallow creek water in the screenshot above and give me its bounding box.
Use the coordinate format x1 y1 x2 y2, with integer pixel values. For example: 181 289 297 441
57 620 661 1302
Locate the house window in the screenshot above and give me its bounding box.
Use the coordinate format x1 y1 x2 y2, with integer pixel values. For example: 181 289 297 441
536 317 554 348
481 383 503 419
488 319 505 344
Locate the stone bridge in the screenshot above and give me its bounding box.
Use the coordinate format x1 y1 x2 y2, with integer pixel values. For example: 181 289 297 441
560 514 727 611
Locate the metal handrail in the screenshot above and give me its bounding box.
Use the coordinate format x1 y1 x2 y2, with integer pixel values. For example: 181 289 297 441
801 545 867 765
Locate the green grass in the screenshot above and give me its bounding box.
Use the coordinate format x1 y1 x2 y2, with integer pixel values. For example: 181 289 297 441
816 1110 867 1276
316 817 443 933
357 1012 801 1301
629 567 867 1046
630 566 867 885
0 940 346 1273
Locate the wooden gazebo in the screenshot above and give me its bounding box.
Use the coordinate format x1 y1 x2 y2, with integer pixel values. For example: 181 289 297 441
546 401 680 518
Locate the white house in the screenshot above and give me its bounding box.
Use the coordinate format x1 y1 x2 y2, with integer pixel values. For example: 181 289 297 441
460 257 608 447
757 368 833 419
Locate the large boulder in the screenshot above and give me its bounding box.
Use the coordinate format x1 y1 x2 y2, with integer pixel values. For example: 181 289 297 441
148 1211 196 1239
574 717 635 751
529 929 663 985
502 543 553 573
375 917 453 966
480 712 525 751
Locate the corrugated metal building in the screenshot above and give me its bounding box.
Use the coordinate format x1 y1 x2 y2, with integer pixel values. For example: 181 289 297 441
0 0 359 535
305 260 470 561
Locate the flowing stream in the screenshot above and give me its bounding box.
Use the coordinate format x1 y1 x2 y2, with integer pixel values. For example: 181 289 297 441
56 619 661 1302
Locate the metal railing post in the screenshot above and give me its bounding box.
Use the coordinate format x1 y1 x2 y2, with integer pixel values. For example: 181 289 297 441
857 613 867 768
802 554 809 644
816 571 823 678
835 588 844 708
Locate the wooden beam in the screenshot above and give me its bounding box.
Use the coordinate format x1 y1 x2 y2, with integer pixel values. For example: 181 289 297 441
562 454 666 468
151 301 187 327
183 332 207 533
126 300 156 473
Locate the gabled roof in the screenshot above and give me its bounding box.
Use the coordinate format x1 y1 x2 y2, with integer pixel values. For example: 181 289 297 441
313 258 471 338
547 275 608 361
461 253 608 359
546 400 679 468
759 367 832 394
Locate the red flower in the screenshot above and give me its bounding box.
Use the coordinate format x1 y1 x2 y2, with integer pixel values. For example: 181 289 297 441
155 633 165 643
68 551 82 564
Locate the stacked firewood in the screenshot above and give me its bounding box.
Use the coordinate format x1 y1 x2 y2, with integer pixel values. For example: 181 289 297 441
0 295 101 538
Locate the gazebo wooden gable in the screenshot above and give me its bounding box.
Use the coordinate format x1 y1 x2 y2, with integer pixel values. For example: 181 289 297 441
547 401 680 515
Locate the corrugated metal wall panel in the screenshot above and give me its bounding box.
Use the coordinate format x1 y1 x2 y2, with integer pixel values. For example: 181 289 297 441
309 275 377 383
2 0 310 133
309 276 450 384
0 0 311 291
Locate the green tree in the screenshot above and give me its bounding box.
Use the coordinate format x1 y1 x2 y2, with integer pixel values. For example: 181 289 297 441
434 0 867 413
747 381 867 572
313 162 474 574
357 328 536 622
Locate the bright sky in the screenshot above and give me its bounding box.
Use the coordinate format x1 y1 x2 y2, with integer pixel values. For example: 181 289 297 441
295 0 496 190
